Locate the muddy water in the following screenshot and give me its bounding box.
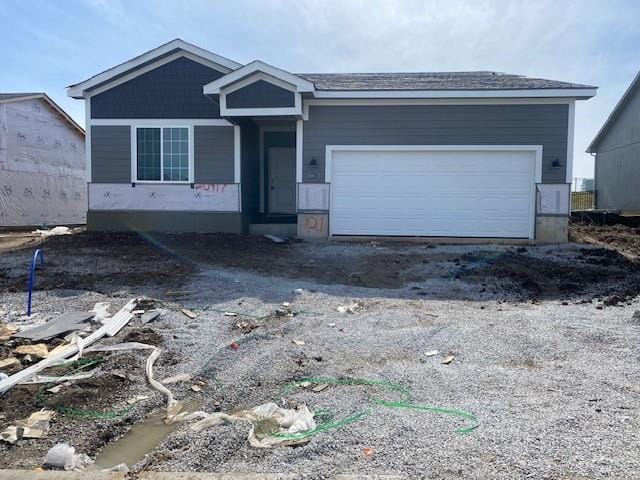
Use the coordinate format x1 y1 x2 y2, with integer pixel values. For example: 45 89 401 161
93 400 201 469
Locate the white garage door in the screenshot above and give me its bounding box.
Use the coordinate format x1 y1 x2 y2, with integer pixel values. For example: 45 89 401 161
330 147 538 238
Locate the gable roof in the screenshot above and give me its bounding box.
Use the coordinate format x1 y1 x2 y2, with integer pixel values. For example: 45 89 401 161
203 60 315 94
297 71 596 91
0 93 84 136
587 70 640 153
67 38 242 99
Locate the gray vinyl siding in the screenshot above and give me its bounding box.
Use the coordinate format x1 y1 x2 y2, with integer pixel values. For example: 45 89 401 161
593 85 640 211
91 126 131 183
90 57 224 119
303 104 569 183
226 80 295 109
194 126 234 183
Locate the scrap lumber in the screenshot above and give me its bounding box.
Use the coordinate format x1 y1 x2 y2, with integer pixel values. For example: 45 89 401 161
0 299 138 394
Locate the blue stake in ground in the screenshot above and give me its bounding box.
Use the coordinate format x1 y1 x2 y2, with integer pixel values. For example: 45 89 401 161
27 249 45 317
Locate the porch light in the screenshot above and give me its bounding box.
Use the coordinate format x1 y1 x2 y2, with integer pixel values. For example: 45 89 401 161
309 157 317 166
552 157 562 169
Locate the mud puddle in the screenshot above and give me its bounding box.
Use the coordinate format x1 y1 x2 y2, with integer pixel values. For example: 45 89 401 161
93 400 201 470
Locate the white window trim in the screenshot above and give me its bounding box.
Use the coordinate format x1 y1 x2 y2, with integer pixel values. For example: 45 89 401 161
324 144 543 240
131 125 194 184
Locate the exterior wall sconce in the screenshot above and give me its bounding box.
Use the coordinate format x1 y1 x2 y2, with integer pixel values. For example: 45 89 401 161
309 157 317 166
551 158 562 169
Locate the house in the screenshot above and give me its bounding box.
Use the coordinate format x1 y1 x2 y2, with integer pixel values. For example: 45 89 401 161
68 39 596 242
0 93 85 228
587 70 640 213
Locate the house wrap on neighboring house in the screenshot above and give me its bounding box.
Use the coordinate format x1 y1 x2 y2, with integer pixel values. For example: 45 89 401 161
0 93 86 228
587 70 640 213
68 39 596 242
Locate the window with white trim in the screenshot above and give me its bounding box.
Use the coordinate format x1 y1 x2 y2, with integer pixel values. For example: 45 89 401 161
136 127 190 182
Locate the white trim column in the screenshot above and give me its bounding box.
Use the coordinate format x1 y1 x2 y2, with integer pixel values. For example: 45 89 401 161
85 97 91 182
296 120 303 183
234 125 241 184
566 99 575 184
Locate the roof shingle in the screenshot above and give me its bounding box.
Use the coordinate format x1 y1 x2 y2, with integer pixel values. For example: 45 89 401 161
296 71 595 91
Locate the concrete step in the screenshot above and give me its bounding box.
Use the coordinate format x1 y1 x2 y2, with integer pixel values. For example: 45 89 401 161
248 223 297 236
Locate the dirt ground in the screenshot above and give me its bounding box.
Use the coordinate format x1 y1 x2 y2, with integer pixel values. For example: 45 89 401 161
0 223 639 478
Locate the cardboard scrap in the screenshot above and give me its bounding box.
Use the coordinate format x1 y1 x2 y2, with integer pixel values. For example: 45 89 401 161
0 357 20 369
14 344 49 359
0 410 55 444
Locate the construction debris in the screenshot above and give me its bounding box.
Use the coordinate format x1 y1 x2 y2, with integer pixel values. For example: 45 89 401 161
183 402 316 448
160 373 192 385
0 410 55 444
14 312 95 341
442 355 455 365
0 299 138 394
14 343 49 359
425 350 439 357
126 395 149 405
0 357 21 370
0 323 18 341
292 339 306 346
44 442 93 470
337 301 364 314
264 234 286 244
141 309 165 324
181 309 198 319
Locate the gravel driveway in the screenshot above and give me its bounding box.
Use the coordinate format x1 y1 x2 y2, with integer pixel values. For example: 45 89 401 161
1 230 639 478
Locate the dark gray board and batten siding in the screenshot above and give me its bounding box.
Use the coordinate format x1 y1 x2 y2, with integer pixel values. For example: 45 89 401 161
91 125 235 184
226 80 295 109
303 104 569 184
90 57 224 119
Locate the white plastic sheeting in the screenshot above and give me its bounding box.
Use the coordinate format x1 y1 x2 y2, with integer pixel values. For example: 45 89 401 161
298 183 329 211
0 98 86 227
89 183 240 212
537 184 570 215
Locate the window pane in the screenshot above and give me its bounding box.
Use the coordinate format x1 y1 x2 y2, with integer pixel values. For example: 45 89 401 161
137 128 161 181
161 128 189 181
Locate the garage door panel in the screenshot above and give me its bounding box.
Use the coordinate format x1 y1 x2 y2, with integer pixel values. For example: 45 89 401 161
330 148 535 238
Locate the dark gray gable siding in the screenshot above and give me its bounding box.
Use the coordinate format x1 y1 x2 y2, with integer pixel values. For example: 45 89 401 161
194 126 234 183
303 104 568 183
91 57 224 119
91 126 131 183
226 80 295 109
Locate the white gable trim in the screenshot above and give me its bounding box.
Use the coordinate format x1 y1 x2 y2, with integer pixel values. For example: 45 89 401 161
223 72 298 95
67 39 241 99
203 60 315 95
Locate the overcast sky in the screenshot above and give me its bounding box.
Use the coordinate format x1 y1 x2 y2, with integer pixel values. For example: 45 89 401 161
1 0 638 179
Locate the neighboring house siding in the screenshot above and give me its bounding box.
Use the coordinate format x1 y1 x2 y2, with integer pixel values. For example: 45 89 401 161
91 126 131 183
594 86 640 211
226 80 295 108
303 104 569 183
194 126 235 183
90 57 224 119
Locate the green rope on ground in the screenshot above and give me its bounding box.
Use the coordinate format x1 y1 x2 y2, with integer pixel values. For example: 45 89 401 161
275 376 479 440
35 356 135 420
